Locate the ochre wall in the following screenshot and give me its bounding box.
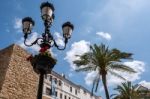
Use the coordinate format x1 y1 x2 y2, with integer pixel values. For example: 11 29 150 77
0 44 39 99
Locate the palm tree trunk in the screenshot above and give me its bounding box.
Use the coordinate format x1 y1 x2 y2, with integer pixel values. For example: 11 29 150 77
102 74 110 99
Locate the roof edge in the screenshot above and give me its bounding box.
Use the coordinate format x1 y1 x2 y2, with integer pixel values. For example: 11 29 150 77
0 43 30 55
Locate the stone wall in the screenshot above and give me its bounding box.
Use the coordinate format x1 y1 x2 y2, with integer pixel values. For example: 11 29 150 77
0 44 39 99
0 45 13 93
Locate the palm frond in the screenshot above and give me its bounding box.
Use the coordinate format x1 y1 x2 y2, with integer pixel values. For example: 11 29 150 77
113 81 140 99
120 52 133 59
110 94 119 98
75 66 96 72
109 48 133 62
91 75 100 96
94 76 100 92
108 70 126 80
108 63 136 73
74 59 88 66
91 81 94 96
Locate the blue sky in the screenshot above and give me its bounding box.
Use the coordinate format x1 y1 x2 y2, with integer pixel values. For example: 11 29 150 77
1 0 150 98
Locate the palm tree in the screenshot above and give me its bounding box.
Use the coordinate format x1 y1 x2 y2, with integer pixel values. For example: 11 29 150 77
111 81 140 99
73 43 136 99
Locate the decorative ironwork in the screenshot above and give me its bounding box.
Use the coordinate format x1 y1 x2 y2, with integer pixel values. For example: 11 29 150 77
22 1 74 99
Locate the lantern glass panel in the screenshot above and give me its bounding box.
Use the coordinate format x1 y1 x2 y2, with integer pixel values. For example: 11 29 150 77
63 26 73 39
41 6 53 21
22 21 33 34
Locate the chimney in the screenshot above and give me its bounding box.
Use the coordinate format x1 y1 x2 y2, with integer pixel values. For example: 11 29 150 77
61 73 66 78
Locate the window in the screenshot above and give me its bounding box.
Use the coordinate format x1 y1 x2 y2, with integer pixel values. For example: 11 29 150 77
59 80 62 86
84 90 86 94
90 95 93 98
46 87 51 95
55 91 57 97
75 89 77 95
64 95 67 99
49 75 52 81
78 90 80 93
70 87 72 92
45 74 47 79
60 93 62 99
55 78 57 84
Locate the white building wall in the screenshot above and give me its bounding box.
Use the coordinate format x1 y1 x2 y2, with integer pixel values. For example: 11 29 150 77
43 73 102 99
79 89 96 99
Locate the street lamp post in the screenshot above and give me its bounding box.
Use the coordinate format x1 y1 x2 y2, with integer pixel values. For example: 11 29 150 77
22 2 74 99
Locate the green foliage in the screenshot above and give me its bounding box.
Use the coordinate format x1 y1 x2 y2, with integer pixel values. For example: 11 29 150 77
112 81 140 99
73 43 136 99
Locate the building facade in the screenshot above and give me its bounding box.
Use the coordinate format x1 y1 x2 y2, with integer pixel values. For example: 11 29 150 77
43 71 102 99
135 84 150 99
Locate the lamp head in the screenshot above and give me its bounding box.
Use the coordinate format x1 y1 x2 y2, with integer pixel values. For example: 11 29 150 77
40 2 55 23
62 22 74 39
22 17 35 34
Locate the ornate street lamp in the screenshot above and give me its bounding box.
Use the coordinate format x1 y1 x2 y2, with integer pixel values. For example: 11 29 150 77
22 2 74 99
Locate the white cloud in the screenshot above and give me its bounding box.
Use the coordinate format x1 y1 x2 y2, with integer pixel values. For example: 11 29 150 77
14 17 22 32
54 32 65 46
65 40 90 70
139 80 150 89
68 73 73 78
123 60 145 80
85 71 99 86
96 32 111 41
17 32 40 53
84 60 145 87
107 60 145 86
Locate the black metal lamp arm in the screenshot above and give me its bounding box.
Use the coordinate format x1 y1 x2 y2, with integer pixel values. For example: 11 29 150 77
24 34 43 47
53 38 68 50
